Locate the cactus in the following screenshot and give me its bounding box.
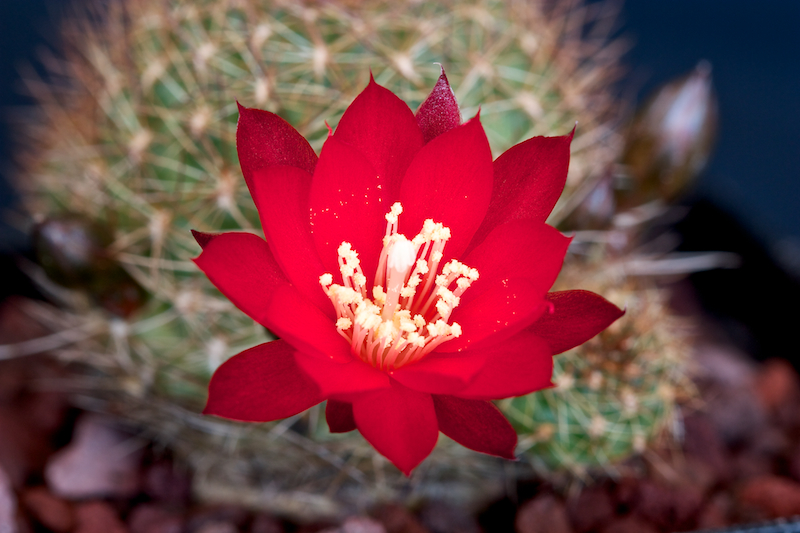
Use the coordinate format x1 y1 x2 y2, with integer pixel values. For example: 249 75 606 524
13 0 691 514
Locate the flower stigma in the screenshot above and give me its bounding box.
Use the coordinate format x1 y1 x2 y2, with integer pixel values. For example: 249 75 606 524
319 202 479 371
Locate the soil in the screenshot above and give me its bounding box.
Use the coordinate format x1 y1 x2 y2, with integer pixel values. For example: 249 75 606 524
2 295 800 533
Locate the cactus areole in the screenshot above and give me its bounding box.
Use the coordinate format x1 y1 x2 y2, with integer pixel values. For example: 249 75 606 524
193 70 624 475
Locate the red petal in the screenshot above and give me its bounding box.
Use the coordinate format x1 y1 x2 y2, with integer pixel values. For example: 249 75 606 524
191 229 215 248
452 332 553 400
236 103 318 196
416 68 461 144
399 117 493 260
352 383 438 476
195 234 351 362
251 165 330 316
440 278 547 353
204 340 321 422
309 137 387 280
325 400 356 433
294 351 391 397
390 349 488 394
263 284 353 363
526 290 625 355
461 221 570 305
432 396 517 459
193 231 289 325
470 131 573 249
334 77 424 202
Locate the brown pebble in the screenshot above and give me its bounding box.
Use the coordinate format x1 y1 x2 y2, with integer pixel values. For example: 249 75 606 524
738 475 800 517
74 501 128 533
320 517 387 533
634 481 703 530
371 503 428 533
566 486 614 533
0 406 53 488
515 495 573 533
251 514 285 533
418 501 478 533
21 486 74 533
0 464 22 533
599 515 658 533
695 493 731 530
186 506 248 533
755 359 799 413
128 503 183 533
142 459 192 505
682 414 732 483
46 414 143 500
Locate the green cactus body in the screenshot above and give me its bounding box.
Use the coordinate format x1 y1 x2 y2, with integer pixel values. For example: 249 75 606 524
16 0 689 514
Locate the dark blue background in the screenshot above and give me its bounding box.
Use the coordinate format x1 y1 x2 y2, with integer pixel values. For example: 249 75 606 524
1 0 799 358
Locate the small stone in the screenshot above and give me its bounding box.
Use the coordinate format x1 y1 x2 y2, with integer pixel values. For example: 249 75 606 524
142 459 192 505
128 504 183 533
599 516 657 533
633 481 703 530
0 465 21 533
74 501 128 533
693 344 766 445
695 493 730 530
250 514 284 533
755 359 799 414
340 517 387 533
192 522 237 533
737 475 800 518
45 414 143 499
682 414 731 483
371 503 428 533
186 506 248 533
515 495 573 533
20 486 74 533
566 486 614 533
418 501 478 533
0 406 52 488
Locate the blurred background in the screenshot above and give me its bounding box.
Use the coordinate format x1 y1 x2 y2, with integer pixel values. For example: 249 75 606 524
3 0 798 362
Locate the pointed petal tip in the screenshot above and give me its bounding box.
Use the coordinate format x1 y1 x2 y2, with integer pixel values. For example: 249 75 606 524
191 229 214 249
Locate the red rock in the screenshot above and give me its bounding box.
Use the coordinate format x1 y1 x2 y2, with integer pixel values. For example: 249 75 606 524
45 414 143 499
128 504 183 533
320 517 387 533
0 464 21 533
20 390 70 436
74 501 128 533
186 506 248 533
251 514 285 533
20 486 74 533
612 478 639 512
599 516 657 533
566 486 614 533
738 475 800 517
142 459 192 505
0 405 52 487
372 503 428 533
682 414 731 483
693 344 766 445
695 493 731 530
633 481 703 530
515 495 573 533
418 501 478 533
192 522 237 533
755 359 799 413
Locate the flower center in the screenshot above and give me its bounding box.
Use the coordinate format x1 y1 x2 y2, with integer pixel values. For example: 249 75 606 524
319 202 479 371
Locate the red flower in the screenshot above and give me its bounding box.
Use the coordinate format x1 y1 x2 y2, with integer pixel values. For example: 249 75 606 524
194 71 623 475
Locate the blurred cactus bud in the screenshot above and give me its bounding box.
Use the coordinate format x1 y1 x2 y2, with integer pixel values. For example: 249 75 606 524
618 61 718 208
32 214 146 317
565 169 617 230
